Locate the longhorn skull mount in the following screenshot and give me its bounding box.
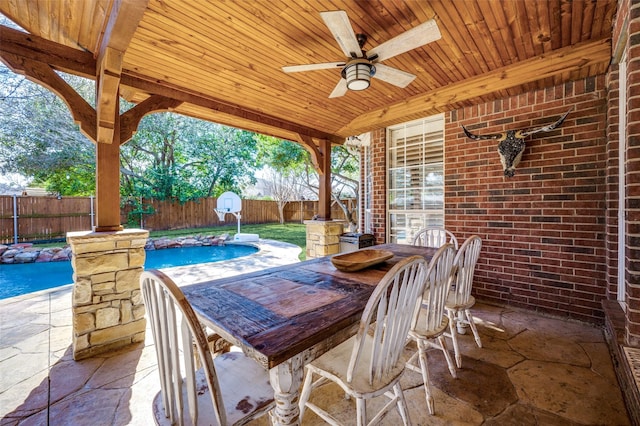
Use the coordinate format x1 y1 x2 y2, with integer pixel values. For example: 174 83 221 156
462 107 574 177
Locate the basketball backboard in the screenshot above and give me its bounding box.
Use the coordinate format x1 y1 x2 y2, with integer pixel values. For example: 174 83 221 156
217 191 242 213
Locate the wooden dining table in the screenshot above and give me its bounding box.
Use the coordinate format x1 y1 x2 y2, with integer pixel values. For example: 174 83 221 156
182 243 437 425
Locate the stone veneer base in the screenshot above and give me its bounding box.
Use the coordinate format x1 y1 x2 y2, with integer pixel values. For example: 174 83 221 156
304 219 346 259
67 229 149 360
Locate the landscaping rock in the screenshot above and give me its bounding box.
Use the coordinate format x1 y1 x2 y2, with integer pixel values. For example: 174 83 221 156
180 238 200 247
167 240 181 248
14 251 39 263
1 248 19 263
153 239 170 250
36 251 54 262
51 248 72 261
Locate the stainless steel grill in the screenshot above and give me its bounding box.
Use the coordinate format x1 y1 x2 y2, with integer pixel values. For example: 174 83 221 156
339 233 375 253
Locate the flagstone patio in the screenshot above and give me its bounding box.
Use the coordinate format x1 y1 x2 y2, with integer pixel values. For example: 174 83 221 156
0 240 630 425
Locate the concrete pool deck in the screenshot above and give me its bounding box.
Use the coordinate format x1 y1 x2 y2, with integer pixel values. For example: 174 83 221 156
0 239 631 425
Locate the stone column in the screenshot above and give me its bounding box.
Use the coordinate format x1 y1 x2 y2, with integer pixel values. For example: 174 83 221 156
304 219 345 259
67 229 149 360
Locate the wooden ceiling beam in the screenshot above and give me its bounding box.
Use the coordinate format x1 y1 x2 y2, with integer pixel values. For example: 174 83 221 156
296 135 323 174
120 73 343 145
95 0 148 144
0 24 341 146
120 95 183 144
338 38 612 137
0 25 95 77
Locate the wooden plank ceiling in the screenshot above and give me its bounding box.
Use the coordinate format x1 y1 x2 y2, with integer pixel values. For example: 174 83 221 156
0 0 615 144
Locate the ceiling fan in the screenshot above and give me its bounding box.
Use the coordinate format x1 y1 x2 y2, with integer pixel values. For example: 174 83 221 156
282 10 441 98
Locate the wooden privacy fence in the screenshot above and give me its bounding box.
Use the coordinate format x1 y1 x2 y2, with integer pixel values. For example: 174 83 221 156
0 195 355 244
0 195 95 244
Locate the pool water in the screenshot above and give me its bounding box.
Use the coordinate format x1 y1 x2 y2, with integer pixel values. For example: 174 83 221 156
0 244 258 300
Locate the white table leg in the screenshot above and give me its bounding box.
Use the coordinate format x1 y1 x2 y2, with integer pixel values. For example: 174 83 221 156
269 354 304 425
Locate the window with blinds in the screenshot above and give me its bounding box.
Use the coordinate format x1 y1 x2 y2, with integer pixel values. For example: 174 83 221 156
363 135 373 234
387 114 444 244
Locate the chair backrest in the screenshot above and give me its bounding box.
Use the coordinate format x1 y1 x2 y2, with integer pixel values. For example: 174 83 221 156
346 255 428 385
141 269 227 426
412 227 459 250
416 243 457 332
449 235 482 305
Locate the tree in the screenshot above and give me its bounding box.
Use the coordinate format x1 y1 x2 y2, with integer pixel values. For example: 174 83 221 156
256 135 308 172
256 135 360 228
0 65 96 195
261 168 304 223
120 113 259 202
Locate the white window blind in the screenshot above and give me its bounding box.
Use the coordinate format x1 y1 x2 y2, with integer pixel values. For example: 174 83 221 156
387 115 444 244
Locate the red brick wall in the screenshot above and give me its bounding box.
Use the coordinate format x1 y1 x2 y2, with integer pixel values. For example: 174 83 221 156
368 128 387 244
365 76 619 323
446 77 608 322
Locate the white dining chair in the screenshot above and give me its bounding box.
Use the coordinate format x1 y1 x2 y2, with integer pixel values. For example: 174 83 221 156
412 227 459 250
405 243 458 415
298 255 429 426
446 235 483 368
140 269 275 426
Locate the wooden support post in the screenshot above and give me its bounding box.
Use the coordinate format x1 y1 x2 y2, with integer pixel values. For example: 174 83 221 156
95 111 123 231
317 139 332 221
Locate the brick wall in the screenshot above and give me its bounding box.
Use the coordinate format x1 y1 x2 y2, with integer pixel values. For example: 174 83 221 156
446 77 608 322
603 1 640 420
368 128 388 244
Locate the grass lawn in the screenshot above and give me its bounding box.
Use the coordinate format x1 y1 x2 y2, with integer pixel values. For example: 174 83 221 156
33 222 308 260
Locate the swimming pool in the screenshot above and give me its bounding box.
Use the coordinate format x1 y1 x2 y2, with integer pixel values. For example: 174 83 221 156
0 244 258 300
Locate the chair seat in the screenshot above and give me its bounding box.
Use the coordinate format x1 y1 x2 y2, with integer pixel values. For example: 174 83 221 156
153 351 273 426
409 309 449 339
307 334 409 399
445 293 476 311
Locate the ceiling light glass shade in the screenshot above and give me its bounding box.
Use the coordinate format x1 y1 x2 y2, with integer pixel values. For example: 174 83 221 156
344 60 374 91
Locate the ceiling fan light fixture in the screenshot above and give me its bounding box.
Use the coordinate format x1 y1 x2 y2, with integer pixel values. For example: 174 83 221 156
343 59 375 91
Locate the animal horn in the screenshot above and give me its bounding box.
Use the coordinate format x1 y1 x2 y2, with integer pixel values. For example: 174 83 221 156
462 126 506 141
519 106 574 137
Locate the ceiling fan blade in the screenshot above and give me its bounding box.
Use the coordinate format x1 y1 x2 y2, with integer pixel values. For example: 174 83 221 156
320 10 363 58
368 19 441 62
282 62 345 73
329 78 348 98
372 63 416 88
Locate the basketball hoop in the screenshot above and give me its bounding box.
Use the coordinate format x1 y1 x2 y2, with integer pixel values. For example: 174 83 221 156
215 191 245 235
214 209 227 222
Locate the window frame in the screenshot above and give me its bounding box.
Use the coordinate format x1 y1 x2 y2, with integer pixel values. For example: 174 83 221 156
386 114 445 244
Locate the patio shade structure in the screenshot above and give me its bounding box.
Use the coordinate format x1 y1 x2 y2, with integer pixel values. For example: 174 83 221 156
0 0 614 231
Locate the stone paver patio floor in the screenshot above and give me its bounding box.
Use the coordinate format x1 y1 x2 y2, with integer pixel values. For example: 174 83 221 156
0 240 630 425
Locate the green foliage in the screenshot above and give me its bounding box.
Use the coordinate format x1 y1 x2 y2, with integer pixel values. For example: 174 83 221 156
256 134 309 172
0 66 96 195
122 197 156 228
44 163 96 196
120 113 259 203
